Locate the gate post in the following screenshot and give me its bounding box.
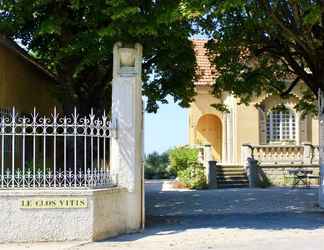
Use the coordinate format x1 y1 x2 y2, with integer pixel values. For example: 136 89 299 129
110 42 144 230
247 158 259 188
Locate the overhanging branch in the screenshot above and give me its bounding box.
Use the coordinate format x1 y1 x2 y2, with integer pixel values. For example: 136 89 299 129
280 77 301 97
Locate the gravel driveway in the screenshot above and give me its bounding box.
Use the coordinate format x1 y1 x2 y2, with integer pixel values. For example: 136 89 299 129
3 180 324 250
73 180 324 250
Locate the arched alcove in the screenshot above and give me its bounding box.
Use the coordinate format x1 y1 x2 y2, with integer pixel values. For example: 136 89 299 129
196 114 222 160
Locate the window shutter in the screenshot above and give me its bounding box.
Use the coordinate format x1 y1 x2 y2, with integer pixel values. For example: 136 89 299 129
259 109 266 144
299 116 307 143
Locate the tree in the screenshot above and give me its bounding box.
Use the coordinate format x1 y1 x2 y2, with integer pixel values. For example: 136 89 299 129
144 151 171 179
0 0 197 115
191 0 324 115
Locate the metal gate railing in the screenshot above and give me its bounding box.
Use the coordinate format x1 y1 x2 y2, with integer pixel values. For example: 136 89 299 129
0 107 115 189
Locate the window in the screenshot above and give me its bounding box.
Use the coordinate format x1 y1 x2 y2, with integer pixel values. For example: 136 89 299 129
266 107 296 143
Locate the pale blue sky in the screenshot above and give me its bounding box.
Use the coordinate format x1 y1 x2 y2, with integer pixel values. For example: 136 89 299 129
144 96 188 154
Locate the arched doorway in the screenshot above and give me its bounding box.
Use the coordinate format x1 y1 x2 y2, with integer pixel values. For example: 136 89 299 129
196 114 222 160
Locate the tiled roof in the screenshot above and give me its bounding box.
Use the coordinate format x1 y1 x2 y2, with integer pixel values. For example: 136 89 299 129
193 40 217 86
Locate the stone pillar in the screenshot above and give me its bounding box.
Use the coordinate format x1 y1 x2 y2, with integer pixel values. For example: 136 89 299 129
318 90 324 208
302 143 313 165
110 42 144 230
228 108 234 163
207 161 218 188
203 144 213 163
222 114 227 163
203 145 213 184
241 144 253 166
246 158 258 188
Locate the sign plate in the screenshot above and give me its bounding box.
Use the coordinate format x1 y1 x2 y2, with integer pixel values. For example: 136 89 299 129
20 198 88 209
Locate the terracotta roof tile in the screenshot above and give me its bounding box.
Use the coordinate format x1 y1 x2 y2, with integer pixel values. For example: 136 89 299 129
193 40 217 86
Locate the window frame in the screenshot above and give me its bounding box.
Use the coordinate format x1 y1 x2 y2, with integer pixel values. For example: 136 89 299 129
266 107 296 144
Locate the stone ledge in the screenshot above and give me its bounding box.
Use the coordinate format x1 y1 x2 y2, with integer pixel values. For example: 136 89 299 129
0 187 126 197
260 164 319 169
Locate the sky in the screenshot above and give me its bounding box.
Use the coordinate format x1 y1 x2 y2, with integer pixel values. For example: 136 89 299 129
144 96 188 154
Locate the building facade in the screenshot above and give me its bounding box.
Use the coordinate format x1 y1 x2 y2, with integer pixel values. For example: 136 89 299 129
189 40 319 165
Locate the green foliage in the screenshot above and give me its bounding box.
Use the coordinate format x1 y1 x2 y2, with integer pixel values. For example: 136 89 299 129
257 176 272 188
0 0 197 114
193 0 324 115
254 161 272 188
168 146 207 189
168 146 199 175
177 162 207 189
256 171 273 188
144 151 172 179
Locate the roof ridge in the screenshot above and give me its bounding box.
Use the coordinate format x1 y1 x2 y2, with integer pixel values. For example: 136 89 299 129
0 35 59 84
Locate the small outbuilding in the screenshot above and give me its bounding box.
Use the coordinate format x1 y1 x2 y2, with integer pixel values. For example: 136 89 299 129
0 35 59 114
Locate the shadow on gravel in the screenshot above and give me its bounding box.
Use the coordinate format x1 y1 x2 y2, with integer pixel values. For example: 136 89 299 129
146 211 324 231
105 210 324 243
100 181 324 243
144 181 324 232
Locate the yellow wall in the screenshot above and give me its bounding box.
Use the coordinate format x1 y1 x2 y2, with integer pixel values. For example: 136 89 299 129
0 44 59 114
234 104 259 163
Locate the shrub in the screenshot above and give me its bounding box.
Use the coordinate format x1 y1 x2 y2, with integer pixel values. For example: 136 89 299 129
168 146 199 175
256 164 272 188
144 151 172 179
178 162 207 189
168 146 207 189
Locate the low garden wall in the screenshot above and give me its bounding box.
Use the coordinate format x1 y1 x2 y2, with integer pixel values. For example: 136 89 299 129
0 187 142 243
259 164 320 186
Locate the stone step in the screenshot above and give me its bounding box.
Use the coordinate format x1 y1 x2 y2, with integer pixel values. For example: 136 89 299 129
217 177 249 183
214 165 248 188
216 171 246 175
217 175 247 180
216 172 247 176
217 171 246 176
217 183 249 188
217 180 249 185
216 165 244 168
216 176 248 181
216 167 245 172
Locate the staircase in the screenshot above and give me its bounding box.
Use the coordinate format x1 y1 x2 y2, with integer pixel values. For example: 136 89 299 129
215 165 249 188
